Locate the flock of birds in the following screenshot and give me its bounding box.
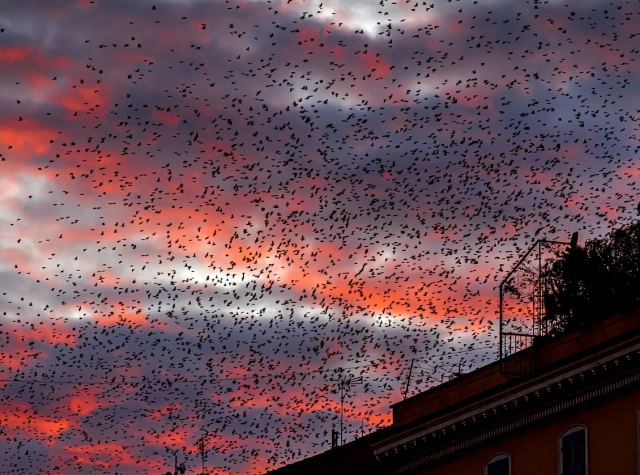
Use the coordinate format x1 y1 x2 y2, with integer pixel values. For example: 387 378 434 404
0 0 639 473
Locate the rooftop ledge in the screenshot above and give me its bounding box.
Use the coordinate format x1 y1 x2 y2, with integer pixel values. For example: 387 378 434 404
391 307 640 428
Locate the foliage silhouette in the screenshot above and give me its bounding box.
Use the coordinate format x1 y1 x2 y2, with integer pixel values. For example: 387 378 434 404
543 221 640 335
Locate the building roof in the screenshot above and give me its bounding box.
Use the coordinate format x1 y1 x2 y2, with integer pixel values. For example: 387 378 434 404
266 307 640 474
265 428 390 475
390 308 640 427
373 307 640 470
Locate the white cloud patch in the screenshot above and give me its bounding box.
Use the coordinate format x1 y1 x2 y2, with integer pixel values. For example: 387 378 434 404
250 0 437 36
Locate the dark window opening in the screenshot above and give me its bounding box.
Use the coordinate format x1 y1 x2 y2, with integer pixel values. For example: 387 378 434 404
561 428 586 475
487 456 509 475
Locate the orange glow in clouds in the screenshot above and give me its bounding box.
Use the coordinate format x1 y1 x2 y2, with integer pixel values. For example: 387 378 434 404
58 83 108 113
152 109 181 127
0 403 71 438
0 46 30 62
94 305 148 328
0 119 54 157
69 389 103 416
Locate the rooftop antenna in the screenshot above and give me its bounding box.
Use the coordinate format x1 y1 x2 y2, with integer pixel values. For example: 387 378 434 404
454 360 463 377
337 372 363 446
446 360 465 381
331 428 339 449
165 452 186 475
198 435 207 475
570 231 579 250
402 358 414 399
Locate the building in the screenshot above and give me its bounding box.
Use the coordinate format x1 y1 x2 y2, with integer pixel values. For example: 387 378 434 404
267 307 640 474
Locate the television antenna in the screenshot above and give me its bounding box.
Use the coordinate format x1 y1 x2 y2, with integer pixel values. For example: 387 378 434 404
164 452 186 475
402 358 414 399
197 434 208 475
337 372 363 446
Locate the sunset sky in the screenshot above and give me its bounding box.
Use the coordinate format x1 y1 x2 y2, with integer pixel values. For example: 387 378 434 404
0 0 639 473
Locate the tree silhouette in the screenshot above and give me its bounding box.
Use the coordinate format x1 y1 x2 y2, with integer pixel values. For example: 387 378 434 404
543 221 640 335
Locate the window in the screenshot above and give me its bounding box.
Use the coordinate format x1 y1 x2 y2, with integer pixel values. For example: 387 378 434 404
560 426 587 475
486 453 510 475
637 407 640 475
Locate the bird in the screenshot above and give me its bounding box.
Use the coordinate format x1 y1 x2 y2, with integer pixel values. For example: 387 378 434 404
0 0 638 473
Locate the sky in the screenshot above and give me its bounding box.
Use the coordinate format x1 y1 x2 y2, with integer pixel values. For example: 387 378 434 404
0 0 639 473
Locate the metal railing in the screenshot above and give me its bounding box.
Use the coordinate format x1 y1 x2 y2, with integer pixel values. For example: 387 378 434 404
499 239 570 370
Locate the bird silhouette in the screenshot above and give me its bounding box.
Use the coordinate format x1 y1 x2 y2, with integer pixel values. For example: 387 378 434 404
0 0 637 473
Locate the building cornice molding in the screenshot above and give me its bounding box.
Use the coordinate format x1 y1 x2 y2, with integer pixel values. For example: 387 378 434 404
375 348 640 473
375 334 640 454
